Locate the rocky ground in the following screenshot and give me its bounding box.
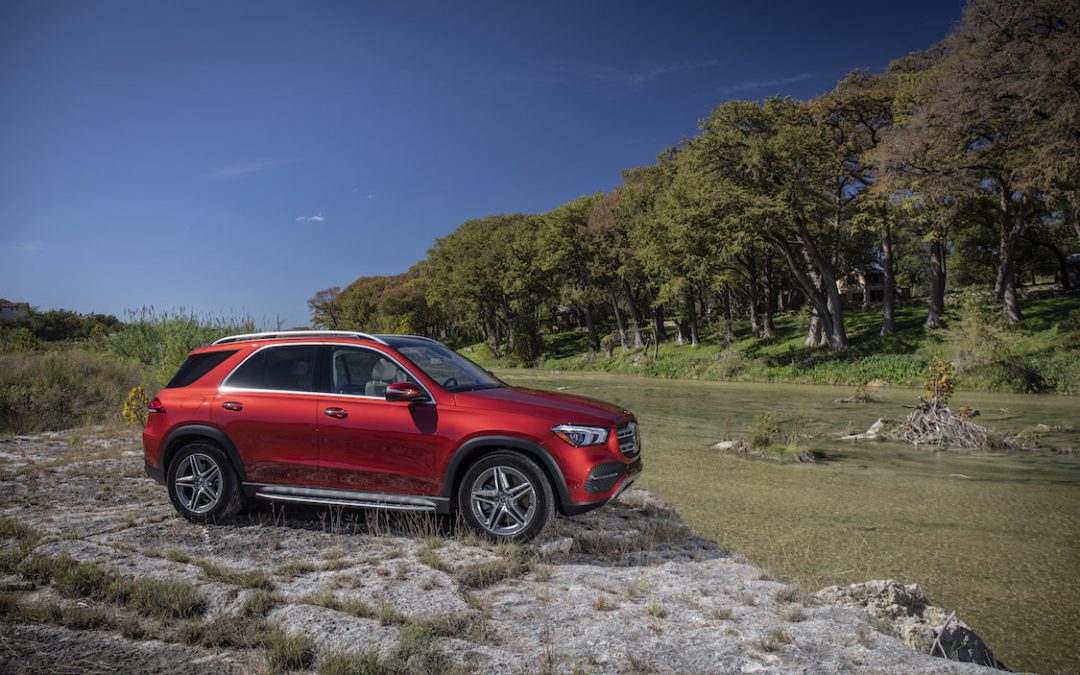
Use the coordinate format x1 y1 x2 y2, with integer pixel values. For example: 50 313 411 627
0 428 1000 674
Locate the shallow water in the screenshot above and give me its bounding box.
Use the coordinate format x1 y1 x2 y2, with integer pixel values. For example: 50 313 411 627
495 369 1080 674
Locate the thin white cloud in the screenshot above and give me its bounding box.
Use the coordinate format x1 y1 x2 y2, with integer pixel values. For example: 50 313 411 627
18 242 42 253
204 158 297 179
550 59 721 87
717 72 815 94
296 212 325 223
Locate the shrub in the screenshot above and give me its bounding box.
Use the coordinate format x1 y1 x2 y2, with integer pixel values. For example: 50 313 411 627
0 350 142 433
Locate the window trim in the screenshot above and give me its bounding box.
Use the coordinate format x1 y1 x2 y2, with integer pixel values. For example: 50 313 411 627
218 342 437 404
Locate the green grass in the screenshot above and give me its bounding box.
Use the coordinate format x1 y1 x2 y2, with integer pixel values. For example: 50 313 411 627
19 554 205 621
465 294 1080 394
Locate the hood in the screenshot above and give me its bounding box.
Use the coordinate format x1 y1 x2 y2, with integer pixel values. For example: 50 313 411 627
455 386 630 426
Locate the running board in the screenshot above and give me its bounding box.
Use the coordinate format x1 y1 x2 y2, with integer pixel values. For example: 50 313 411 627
256 493 436 511
247 483 444 512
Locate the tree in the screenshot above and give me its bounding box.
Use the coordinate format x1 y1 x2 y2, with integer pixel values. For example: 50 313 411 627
307 287 342 329
883 0 1080 324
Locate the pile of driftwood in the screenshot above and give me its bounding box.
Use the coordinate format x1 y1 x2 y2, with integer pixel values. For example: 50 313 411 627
891 397 1035 450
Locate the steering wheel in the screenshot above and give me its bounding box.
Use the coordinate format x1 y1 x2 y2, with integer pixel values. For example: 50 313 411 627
442 377 459 389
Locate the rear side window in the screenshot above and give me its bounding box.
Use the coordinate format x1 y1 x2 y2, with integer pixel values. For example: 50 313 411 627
224 345 318 392
165 350 238 388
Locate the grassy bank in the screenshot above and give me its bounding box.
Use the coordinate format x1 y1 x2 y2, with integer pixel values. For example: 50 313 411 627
465 294 1080 394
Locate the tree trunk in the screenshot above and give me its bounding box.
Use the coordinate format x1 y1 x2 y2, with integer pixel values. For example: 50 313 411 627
609 288 628 350
748 283 760 337
993 187 1025 325
762 256 776 338
583 303 599 350
999 233 1022 324
652 305 667 343
773 238 834 348
686 287 700 347
926 238 946 329
806 310 823 347
880 218 896 335
621 279 645 349
795 222 848 350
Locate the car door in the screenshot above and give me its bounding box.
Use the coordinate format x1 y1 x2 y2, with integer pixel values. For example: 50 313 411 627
317 345 439 496
213 344 321 486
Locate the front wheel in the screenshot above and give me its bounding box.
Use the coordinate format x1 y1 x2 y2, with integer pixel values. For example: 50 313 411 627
458 452 554 542
166 442 242 524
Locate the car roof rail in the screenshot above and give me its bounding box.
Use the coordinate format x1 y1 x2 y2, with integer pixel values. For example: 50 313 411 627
211 330 388 346
374 334 440 343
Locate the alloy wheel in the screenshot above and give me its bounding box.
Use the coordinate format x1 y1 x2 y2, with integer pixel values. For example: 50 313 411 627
468 465 537 537
173 452 223 514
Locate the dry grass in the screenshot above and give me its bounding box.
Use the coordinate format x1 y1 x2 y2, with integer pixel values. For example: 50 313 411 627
592 595 618 611
780 605 808 623
755 627 794 652
196 559 273 590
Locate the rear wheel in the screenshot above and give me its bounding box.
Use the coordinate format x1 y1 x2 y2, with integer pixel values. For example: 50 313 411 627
167 442 242 524
458 452 554 542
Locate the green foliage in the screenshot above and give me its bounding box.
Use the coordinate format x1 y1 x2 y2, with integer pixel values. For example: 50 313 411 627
925 354 956 404
101 307 255 394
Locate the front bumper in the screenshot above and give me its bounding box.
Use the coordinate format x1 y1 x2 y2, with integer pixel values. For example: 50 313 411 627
561 459 642 516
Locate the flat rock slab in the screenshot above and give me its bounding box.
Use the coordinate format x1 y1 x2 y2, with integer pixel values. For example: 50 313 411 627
0 624 257 674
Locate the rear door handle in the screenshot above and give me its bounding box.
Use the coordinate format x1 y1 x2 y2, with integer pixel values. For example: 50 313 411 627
221 401 244 412
324 407 348 419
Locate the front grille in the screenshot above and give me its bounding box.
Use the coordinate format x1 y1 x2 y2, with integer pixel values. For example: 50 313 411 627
616 422 640 458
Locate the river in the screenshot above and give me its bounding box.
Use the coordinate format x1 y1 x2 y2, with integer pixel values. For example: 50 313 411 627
493 369 1080 674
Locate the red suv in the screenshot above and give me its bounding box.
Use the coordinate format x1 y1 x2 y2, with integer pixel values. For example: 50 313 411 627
143 331 641 541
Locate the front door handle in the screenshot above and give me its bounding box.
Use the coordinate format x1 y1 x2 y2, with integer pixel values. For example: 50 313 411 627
221 401 244 412
324 407 348 419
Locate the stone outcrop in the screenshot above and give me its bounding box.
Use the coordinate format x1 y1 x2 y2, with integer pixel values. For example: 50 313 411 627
816 580 1005 669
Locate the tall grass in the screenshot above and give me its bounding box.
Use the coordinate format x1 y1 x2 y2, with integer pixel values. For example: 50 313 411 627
0 307 255 434
0 350 142 433
101 307 255 393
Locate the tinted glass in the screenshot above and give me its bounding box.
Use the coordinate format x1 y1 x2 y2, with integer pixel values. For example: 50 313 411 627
165 350 237 388
225 345 318 392
329 347 418 397
383 337 502 392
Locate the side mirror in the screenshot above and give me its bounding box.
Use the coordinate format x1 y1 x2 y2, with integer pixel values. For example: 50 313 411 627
385 382 430 403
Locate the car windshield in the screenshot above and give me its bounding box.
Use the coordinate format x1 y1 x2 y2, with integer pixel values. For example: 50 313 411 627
382 337 504 392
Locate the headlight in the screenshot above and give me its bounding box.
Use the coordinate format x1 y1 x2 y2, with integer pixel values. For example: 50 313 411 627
552 424 609 447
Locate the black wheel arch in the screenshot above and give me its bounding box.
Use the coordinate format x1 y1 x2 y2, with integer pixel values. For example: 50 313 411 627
442 436 571 514
161 424 248 484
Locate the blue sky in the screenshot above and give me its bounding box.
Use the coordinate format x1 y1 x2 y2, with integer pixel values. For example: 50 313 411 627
0 0 963 327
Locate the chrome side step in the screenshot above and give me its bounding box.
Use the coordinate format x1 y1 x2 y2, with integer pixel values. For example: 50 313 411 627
256 493 436 512
246 483 444 512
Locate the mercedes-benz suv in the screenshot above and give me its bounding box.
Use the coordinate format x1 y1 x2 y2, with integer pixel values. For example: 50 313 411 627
142 331 642 541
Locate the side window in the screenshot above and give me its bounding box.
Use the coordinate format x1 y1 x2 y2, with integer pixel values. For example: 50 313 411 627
166 350 237 388
225 345 318 392
330 348 416 397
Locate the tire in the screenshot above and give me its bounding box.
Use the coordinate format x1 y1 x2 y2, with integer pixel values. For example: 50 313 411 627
457 451 554 542
166 442 243 525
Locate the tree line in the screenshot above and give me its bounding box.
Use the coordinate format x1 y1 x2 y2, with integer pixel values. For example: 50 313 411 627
309 0 1079 361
